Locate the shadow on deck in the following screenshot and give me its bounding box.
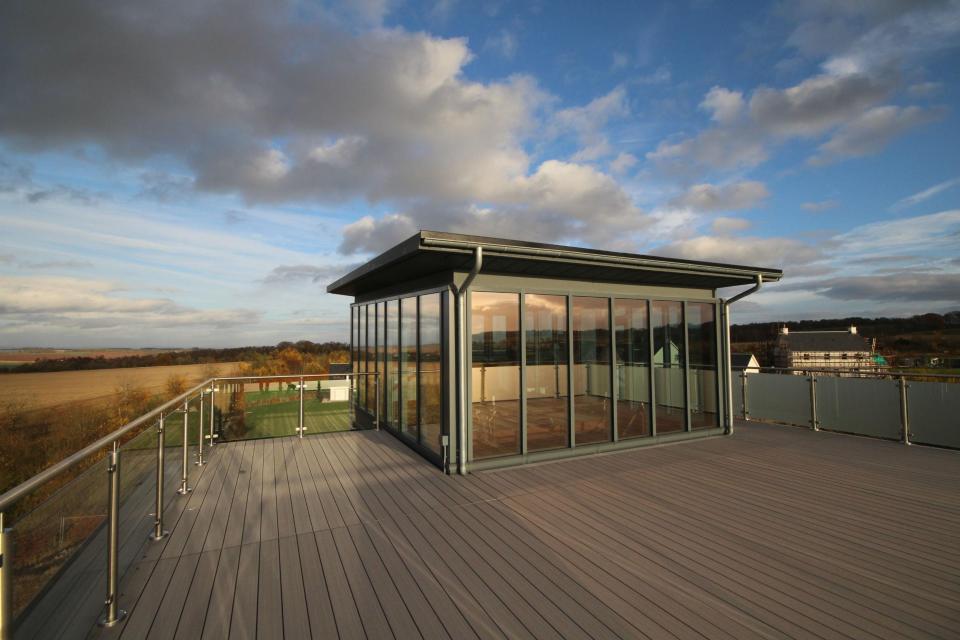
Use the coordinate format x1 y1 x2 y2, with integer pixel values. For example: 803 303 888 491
18 422 960 639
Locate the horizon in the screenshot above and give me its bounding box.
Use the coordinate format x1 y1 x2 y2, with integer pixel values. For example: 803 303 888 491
2 1 960 348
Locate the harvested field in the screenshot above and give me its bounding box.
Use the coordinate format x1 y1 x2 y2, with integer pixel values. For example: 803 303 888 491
0 362 242 409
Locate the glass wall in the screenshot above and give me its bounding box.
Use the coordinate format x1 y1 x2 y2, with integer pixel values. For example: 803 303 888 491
352 306 359 391
614 299 651 439
573 297 612 444
375 302 383 415
525 294 569 451
471 292 521 459
653 301 685 433
359 305 367 409
687 302 718 429
419 293 442 454
400 297 418 438
386 300 399 428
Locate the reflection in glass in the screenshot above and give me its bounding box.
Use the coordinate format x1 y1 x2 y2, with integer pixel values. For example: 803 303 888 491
653 301 685 433
471 291 520 459
573 297 611 444
352 306 359 405
419 293 442 454
687 302 718 429
400 297 418 438
525 294 569 451
359 305 367 410
386 300 399 428
615 299 651 439
375 302 383 416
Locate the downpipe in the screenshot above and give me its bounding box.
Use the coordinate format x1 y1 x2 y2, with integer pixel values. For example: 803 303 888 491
722 274 763 435
455 246 483 475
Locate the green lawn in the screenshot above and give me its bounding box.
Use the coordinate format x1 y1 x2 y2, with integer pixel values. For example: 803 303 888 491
229 398 352 440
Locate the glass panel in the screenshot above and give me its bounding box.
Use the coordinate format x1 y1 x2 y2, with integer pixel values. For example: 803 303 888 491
614 299 651 439
376 301 384 417
419 293 443 454
352 306 359 407
573 297 611 445
688 302 718 430
748 373 811 426
909 380 960 448
471 291 520 459
386 300 400 428
307 377 353 433
400 297 418 438
653 300 685 433
525 294 569 452
817 376 901 439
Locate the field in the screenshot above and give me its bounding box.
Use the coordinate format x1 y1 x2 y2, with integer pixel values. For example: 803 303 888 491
0 362 242 409
0 347 179 368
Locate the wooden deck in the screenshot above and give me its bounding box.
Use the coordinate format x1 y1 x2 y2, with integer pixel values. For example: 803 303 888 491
18 421 960 639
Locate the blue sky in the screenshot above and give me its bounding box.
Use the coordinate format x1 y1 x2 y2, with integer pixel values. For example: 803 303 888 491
1 0 959 347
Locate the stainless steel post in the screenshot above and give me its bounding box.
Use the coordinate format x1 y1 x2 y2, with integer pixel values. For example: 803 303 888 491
809 373 819 431
196 390 205 466
298 376 305 438
375 374 381 431
741 369 749 420
0 513 11 640
177 400 191 495
208 385 216 447
899 376 911 445
150 414 169 541
98 444 127 627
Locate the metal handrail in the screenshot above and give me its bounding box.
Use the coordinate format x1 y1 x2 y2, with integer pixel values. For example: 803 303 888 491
732 365 960 380
0 370 377 637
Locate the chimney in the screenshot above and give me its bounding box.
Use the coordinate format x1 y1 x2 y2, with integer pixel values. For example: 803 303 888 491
780 326 789 335
849 326 857 334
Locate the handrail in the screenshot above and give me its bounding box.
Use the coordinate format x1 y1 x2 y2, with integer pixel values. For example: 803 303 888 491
0 371 378 512
732 365 960 380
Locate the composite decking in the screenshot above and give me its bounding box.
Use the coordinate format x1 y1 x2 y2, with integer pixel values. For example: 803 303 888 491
17 420 960 639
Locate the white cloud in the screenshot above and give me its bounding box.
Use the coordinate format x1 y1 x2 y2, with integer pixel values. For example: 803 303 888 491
554 86 630 162
891 176 960 210
700 86 744 124
609 152 637 175
654 235 822 268
711 216 752 234
668 181 769 212
483 29 518 59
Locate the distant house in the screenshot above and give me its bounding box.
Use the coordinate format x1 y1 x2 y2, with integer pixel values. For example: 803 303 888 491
774 326 880 374
321 362 352 401
732 353 761 374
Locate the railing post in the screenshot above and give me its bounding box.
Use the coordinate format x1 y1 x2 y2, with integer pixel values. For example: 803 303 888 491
98 444 126 627
196 390 205 466
178 399 191 495
298 376 305 439
809 372 819 431
375 374 381 431
150 414 169 541
0 512 11 640
899 375 911 445
208 385 216 447
741 369 749 420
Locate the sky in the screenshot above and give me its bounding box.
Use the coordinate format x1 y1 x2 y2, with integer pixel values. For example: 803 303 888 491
1 0 959 348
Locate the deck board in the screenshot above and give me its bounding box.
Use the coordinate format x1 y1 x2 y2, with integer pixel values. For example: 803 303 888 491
17 420 960 640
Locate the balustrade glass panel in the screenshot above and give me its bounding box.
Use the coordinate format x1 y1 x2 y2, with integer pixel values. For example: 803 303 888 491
471 292 521 459
359 305 367 410
419 293 442 454
615 298 651 439
400 297 418 438
688 302 718 429
386 299 399 428
525 294 569 451
653 301 685 433
375 301 383 416
573 297 612 444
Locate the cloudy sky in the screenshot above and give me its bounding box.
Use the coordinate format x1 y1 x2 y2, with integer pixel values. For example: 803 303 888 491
1 0 959 347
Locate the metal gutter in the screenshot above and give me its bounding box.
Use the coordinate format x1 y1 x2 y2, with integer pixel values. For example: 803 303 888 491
453 246 482 474
721 274 763 435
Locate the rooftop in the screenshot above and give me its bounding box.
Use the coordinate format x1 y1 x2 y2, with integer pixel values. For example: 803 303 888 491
779 329 873 352
23 421 959 639
327 230 783 296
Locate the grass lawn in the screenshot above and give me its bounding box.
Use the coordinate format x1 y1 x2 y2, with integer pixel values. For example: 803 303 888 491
232 399 352 440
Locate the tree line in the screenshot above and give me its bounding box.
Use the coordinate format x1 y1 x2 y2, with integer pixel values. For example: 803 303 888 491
731 311 960 343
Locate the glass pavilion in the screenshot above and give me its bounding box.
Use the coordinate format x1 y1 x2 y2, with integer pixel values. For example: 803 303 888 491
327 231 782 472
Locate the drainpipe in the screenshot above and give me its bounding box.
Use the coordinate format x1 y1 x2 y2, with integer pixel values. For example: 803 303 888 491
722 274 763 435
455 246 483 475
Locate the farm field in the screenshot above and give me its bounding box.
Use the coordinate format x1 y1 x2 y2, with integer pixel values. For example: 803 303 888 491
0 347 179 367
0 362 242 409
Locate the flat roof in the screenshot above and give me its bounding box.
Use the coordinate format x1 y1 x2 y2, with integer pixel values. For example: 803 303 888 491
327 230 783 296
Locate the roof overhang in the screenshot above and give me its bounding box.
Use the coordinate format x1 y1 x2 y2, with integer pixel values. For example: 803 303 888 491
326 230 783 297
